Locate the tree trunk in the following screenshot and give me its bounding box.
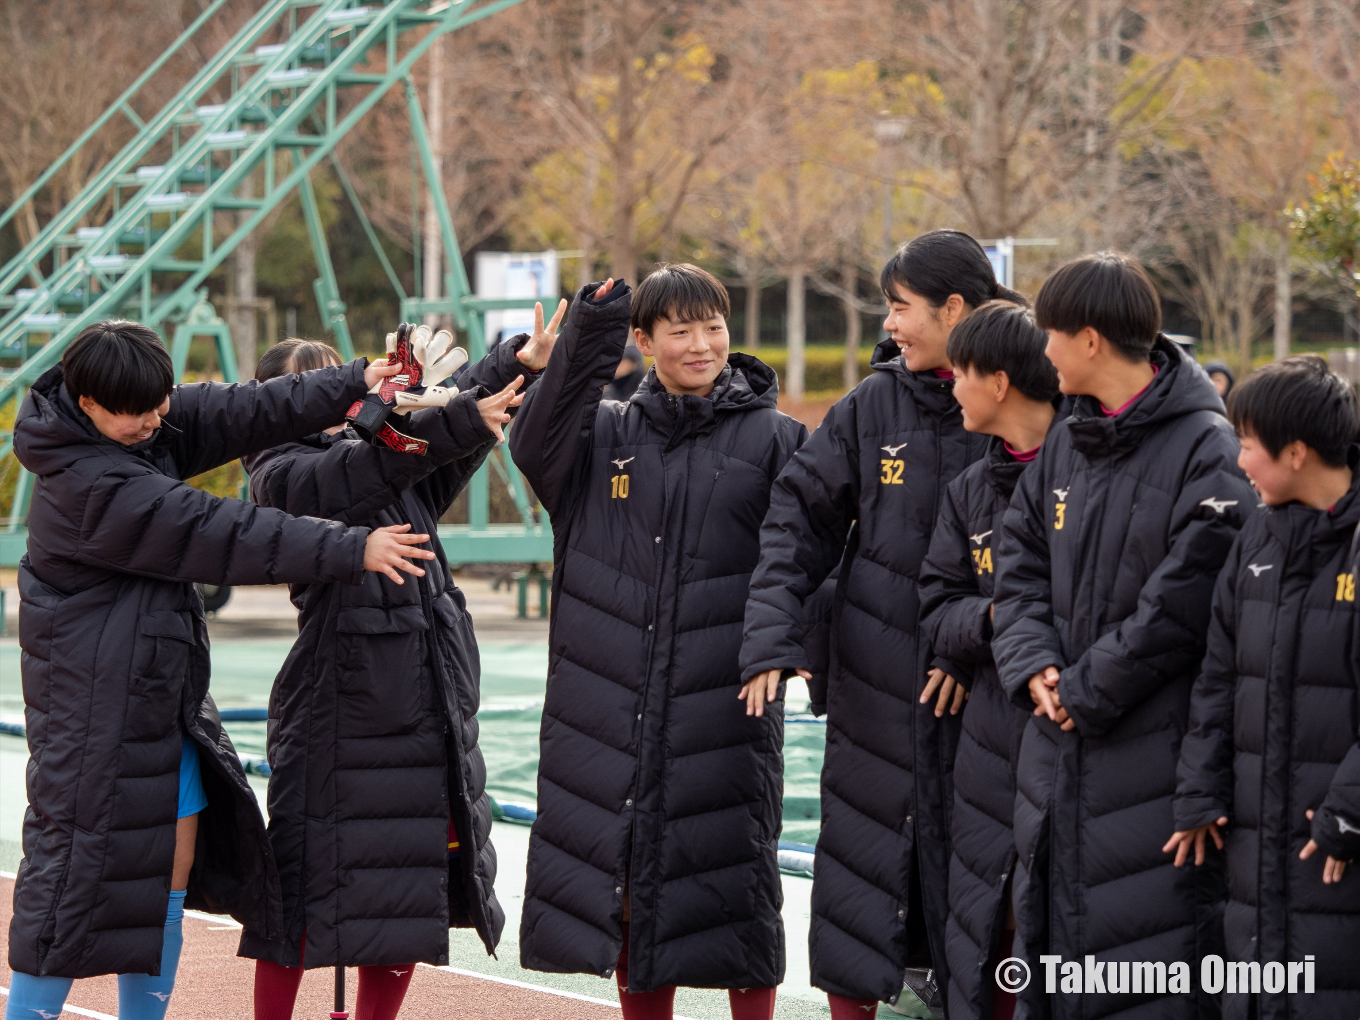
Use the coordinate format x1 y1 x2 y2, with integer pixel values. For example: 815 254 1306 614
608 0 637 284
842 259 861 390
1273 232 1290 362
422 32 444 327
1236 277 1255 380
228 174 258 378
786 265 806 402
745 266 761 349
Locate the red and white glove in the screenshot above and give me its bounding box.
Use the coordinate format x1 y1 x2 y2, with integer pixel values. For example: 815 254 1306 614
345 323 465 454
392 324 468 414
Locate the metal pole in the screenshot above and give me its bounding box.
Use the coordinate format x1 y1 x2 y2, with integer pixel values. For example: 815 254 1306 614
299 172 355 360
331 966 348 1020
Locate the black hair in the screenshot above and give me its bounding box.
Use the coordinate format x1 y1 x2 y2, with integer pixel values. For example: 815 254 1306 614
631 263 732 337
1034 251 1161 362
62 320 174 414
1228 355 1358 468
946 300 1060 402
879 229 1027 310
255 338 342 382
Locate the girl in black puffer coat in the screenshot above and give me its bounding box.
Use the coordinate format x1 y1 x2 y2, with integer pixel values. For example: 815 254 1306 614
992 255 1256 1020
919 302 1060 1020
1172 357 1360 1020
510 268 807 1020
239 334 536 1019
741 231 1022 1017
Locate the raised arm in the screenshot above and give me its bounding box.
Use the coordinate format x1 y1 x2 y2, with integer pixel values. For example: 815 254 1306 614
1054 429 1255 738
509 281 631 517
1173 545 1242 831
739 396 862 682
249 388 497 526
991 452 1064 707
919 482 992 690
163 360 370 479
75 466 368 586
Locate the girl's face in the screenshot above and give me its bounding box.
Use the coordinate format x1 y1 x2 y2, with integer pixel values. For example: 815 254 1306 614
951 366 1003 434
882 283 966 372
1237 432 1302 506
634 312 730 396
79 395 171 445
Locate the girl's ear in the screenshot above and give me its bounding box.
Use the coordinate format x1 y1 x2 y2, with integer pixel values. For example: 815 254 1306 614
943 293 967 329
994 370 1011 403
633 327 653 357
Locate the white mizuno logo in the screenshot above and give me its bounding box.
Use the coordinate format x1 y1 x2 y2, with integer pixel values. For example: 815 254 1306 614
1053 488 1069 501
1200 497 1238 514
1247 563 1273 577
148 992 171 1001
611 457 635 470
31 1011 60 1019
970 530 992 546
881 442 908 456
391 968 410 976
1338 815 1360 835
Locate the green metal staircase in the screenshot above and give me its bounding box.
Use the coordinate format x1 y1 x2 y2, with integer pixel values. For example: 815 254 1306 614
0 0 552 566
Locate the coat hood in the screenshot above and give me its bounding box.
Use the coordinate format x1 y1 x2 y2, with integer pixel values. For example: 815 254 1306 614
15 365 174 476
870 337 959 418
1262 445 1360 555
631 352 779 447
1066 335 1225 457
981 437 1030 501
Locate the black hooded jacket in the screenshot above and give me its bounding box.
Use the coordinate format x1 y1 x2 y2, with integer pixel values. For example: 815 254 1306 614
11 362 372 978
991 337 1257 1020
740 339 989 1003
1175 464 1360 1020
918 438 1033 1020
235 343 530 970
508 284 807 992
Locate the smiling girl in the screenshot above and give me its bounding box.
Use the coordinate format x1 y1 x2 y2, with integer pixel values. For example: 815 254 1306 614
740 229 1022 1018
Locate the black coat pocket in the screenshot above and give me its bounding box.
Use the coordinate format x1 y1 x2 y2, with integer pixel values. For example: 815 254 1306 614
334 605 430 738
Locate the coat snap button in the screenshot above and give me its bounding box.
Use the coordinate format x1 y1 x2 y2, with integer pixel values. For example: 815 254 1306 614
904 815 912 824
637 713 642 720
626 798 633 806
654 536 661 544
647 624 653 631
615 886 623 894
898 909 905 918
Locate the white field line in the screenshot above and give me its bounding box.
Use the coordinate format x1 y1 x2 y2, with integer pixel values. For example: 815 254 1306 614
0 986 119 1020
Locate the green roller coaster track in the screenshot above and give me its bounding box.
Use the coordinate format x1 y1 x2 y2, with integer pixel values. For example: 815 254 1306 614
0 0 552 567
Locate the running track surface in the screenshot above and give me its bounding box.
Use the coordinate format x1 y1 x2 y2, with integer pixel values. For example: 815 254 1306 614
0 876 625 1020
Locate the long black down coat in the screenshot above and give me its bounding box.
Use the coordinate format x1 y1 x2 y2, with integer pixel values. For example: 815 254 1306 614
918 438 1033 1020
509 284 807 992
237 344 528 969
1175 464 1360 1020
741 339 989 1003
991 337 1257 1020
12 362 373 978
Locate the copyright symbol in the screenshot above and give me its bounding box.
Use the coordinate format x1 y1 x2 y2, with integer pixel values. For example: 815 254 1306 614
995 956 1030 993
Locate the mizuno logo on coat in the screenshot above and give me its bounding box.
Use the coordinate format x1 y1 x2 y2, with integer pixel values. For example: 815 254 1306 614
1199 497 1238 514
611 457 635 470
1247 563 1273 577
881 442 908 456
970 530 992 546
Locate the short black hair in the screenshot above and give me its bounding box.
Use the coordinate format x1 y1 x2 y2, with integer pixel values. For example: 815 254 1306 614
1034 251 1161 362
63 320 174 414
255 337 342 382
880 228 1028 310
1228 355 1358 467
631 263 731 337
947 300 1060 402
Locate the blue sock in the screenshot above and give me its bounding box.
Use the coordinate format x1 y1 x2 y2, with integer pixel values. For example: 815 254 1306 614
116 889 187 1020
5 971 73 1020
